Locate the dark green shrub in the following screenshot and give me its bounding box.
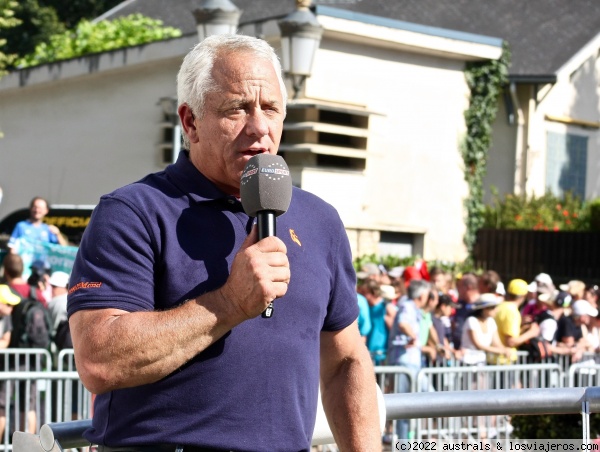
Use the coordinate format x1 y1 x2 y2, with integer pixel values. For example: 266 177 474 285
589 199 600 232
511 413 600 439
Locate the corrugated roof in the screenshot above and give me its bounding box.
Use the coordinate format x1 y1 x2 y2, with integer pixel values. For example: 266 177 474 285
102 0 600 77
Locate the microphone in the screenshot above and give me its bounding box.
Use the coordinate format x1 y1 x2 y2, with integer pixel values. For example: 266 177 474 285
240 153 293 318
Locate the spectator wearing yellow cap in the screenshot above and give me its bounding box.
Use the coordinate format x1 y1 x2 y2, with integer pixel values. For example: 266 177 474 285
494 279 540 367
0 285 20 438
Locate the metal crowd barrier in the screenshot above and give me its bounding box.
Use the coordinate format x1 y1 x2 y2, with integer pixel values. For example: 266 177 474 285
0 349 91 451
12 386 600 451
4 350 600 450
374 362 565 441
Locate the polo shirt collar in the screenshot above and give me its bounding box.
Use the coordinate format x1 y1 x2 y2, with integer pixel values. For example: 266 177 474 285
166 150 233 204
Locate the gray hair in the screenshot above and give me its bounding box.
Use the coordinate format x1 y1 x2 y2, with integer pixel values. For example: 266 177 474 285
176 34 288 149
407 279 431 301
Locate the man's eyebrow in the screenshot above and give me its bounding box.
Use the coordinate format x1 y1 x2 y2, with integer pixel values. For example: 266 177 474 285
216 97 247 111
219 97 282 110
263 99 281 107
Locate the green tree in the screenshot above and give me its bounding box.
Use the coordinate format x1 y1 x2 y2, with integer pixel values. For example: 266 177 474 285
40 0 124 29
15 14 181 68
0 0 65 67
0 0 21 76
0 0 21 138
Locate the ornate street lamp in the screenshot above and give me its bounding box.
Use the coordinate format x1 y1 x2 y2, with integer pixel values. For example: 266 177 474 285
278 0 324 99
193 0 241 42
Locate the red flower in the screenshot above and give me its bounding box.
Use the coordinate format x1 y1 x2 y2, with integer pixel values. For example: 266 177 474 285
553 225 560 231
515 214 522 221
563 210 569 217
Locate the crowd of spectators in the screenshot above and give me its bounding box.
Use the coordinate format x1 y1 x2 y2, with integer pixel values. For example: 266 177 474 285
357 263 600 441
356 263 600 369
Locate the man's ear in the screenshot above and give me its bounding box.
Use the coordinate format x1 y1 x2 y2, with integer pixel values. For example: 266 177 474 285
178 103 200 144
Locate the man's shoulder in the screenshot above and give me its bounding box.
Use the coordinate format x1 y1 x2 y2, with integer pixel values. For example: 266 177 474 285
496 301 519 315
398 298 417 313
107 170 169 198
285 187 344 233
15 220 30 228
9 283 29 299
290 187 336 213
11 220 32 233
97 170 180 213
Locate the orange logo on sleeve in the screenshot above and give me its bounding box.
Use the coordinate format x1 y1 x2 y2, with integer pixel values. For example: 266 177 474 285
68 281 103 295
289 229 301 247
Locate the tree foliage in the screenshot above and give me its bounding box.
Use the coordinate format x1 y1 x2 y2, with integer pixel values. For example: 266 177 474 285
462 42 511 256
15 14 181 68
0 0 21 76
0 0 65 66
0 0 156 70
40 0 123 29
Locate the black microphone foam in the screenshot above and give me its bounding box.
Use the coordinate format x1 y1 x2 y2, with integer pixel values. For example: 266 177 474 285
240 154 292 218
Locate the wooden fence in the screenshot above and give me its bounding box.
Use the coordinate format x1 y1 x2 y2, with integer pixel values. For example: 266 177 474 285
473 228 600 284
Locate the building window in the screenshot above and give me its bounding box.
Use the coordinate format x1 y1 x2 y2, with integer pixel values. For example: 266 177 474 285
546 131 587 198
378 231 422 258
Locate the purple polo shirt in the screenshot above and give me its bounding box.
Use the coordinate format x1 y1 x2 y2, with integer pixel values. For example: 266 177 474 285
67 151 358 451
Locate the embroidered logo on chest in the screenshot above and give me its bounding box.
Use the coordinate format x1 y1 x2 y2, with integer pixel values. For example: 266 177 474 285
289 229 301 247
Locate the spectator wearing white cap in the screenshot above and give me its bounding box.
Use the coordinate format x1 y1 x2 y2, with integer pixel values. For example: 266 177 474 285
522 273 556 325
555 299 597 361
572 300 598 351
47 271 72 350
559 280 586 301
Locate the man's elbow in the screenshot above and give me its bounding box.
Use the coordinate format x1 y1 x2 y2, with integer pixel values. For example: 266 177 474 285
76 360 115 395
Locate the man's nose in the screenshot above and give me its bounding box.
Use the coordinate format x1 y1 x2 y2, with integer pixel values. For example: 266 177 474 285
246 111 269 137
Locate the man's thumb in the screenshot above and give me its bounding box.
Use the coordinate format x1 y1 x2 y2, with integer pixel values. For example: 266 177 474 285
240 223 258 250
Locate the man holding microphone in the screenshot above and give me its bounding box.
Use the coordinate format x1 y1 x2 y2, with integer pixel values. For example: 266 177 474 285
68 34 380 451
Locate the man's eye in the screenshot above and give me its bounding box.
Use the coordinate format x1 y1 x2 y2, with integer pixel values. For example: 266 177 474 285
226 107 245 115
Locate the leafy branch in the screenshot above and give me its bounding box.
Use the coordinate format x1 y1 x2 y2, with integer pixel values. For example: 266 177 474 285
462 42 511 256
0 0 21 77
15 13 181 68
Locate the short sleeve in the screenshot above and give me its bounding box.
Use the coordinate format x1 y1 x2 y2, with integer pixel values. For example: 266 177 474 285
321 210 359 332
67 196 157 316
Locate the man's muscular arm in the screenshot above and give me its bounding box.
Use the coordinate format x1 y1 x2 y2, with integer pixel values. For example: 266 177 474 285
70 227 289 394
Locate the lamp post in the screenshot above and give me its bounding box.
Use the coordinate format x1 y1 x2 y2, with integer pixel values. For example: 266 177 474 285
193 0 241 42
278 0 324 99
